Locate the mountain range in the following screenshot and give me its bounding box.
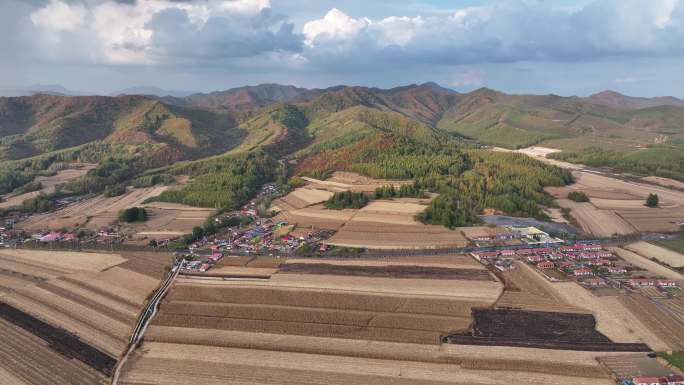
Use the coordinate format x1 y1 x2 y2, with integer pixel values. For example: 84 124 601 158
1 82 683 179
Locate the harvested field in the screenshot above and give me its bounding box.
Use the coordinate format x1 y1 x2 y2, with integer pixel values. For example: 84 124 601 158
279 263 493 281
117 251 173 279
302 172 411 193
172 278 501 306
326 223 468 249
287 188 333 207
0 317 108 385
284 254 485 269
152 267 501 346
119 341 615 385
444 308 650 352
17 186 168 231
611 247 684 280
0 249 125 272
619 294 684 350
547 171 684 236
0 165 95 209
624 241 684 268
194 266 278 277
0 249 167 382
598 354 674 380
16 185 213 237
0 302 116 375
495 261 585 313
548 281 669 350
556 199 636 237
643 176 684 190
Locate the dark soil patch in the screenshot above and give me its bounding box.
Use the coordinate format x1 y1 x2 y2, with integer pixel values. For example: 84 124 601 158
443 308 651 351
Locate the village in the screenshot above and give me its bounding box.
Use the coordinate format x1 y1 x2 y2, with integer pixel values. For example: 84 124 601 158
472 243 680 292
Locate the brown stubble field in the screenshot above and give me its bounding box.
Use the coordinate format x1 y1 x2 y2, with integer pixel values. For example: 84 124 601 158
117 253 660 385
548 171 684 236
0 249 169 384
0 164 96 209
16 185 214 239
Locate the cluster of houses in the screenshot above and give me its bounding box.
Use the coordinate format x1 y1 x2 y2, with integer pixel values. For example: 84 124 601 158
472 243 679 290
29 231 77 243
630 374 684 385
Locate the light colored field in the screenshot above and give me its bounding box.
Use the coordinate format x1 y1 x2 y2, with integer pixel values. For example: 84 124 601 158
547 171 684 235
556 199 637 237
0 255 69 278
289 205 356 221
0 165 95 209
493 146 583 170
176 273 501 302
643 176 684 190
66 269 157 306
17 186 169 231
289 188 334 205
16 185 213 236
360 200 426 215
120 341 615 385
198 266 278 276
611 247 684 280
496 261 585 313
0 249 125 272
302 172 412 193
284 255 484 269
326 223 469 249
619 294 684 350
624 241 684 268
0 367 28 385
546 281 669 351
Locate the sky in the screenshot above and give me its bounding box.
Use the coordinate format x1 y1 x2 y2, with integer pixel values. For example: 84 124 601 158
3 0 684 97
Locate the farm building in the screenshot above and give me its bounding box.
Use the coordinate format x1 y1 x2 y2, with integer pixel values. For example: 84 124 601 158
629 278 656 287
536 261 555 269
633 375 684 385
657 279 677 287
573 268 593 276
581 277 606 287
609 267 627 274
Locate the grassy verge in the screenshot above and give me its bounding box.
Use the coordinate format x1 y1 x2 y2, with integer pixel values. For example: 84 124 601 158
658 351 684 371
653 239 684 254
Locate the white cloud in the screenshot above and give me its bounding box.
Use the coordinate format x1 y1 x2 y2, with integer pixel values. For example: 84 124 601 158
303 8 370 46
31 0 87 32
22 0 684 80
301 0 684 68
28 0 298 65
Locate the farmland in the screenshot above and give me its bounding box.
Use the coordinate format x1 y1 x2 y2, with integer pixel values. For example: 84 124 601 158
547 170 684 236
610 247 684 281
271 172 470 249
0 248 170 384
624 241 684 268
0 164 95 209
16 185 214 240
118 254 636 385
495 261 586 313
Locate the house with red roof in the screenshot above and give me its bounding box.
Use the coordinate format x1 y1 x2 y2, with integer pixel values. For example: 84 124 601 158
536 261 555 270
573 268 593 276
